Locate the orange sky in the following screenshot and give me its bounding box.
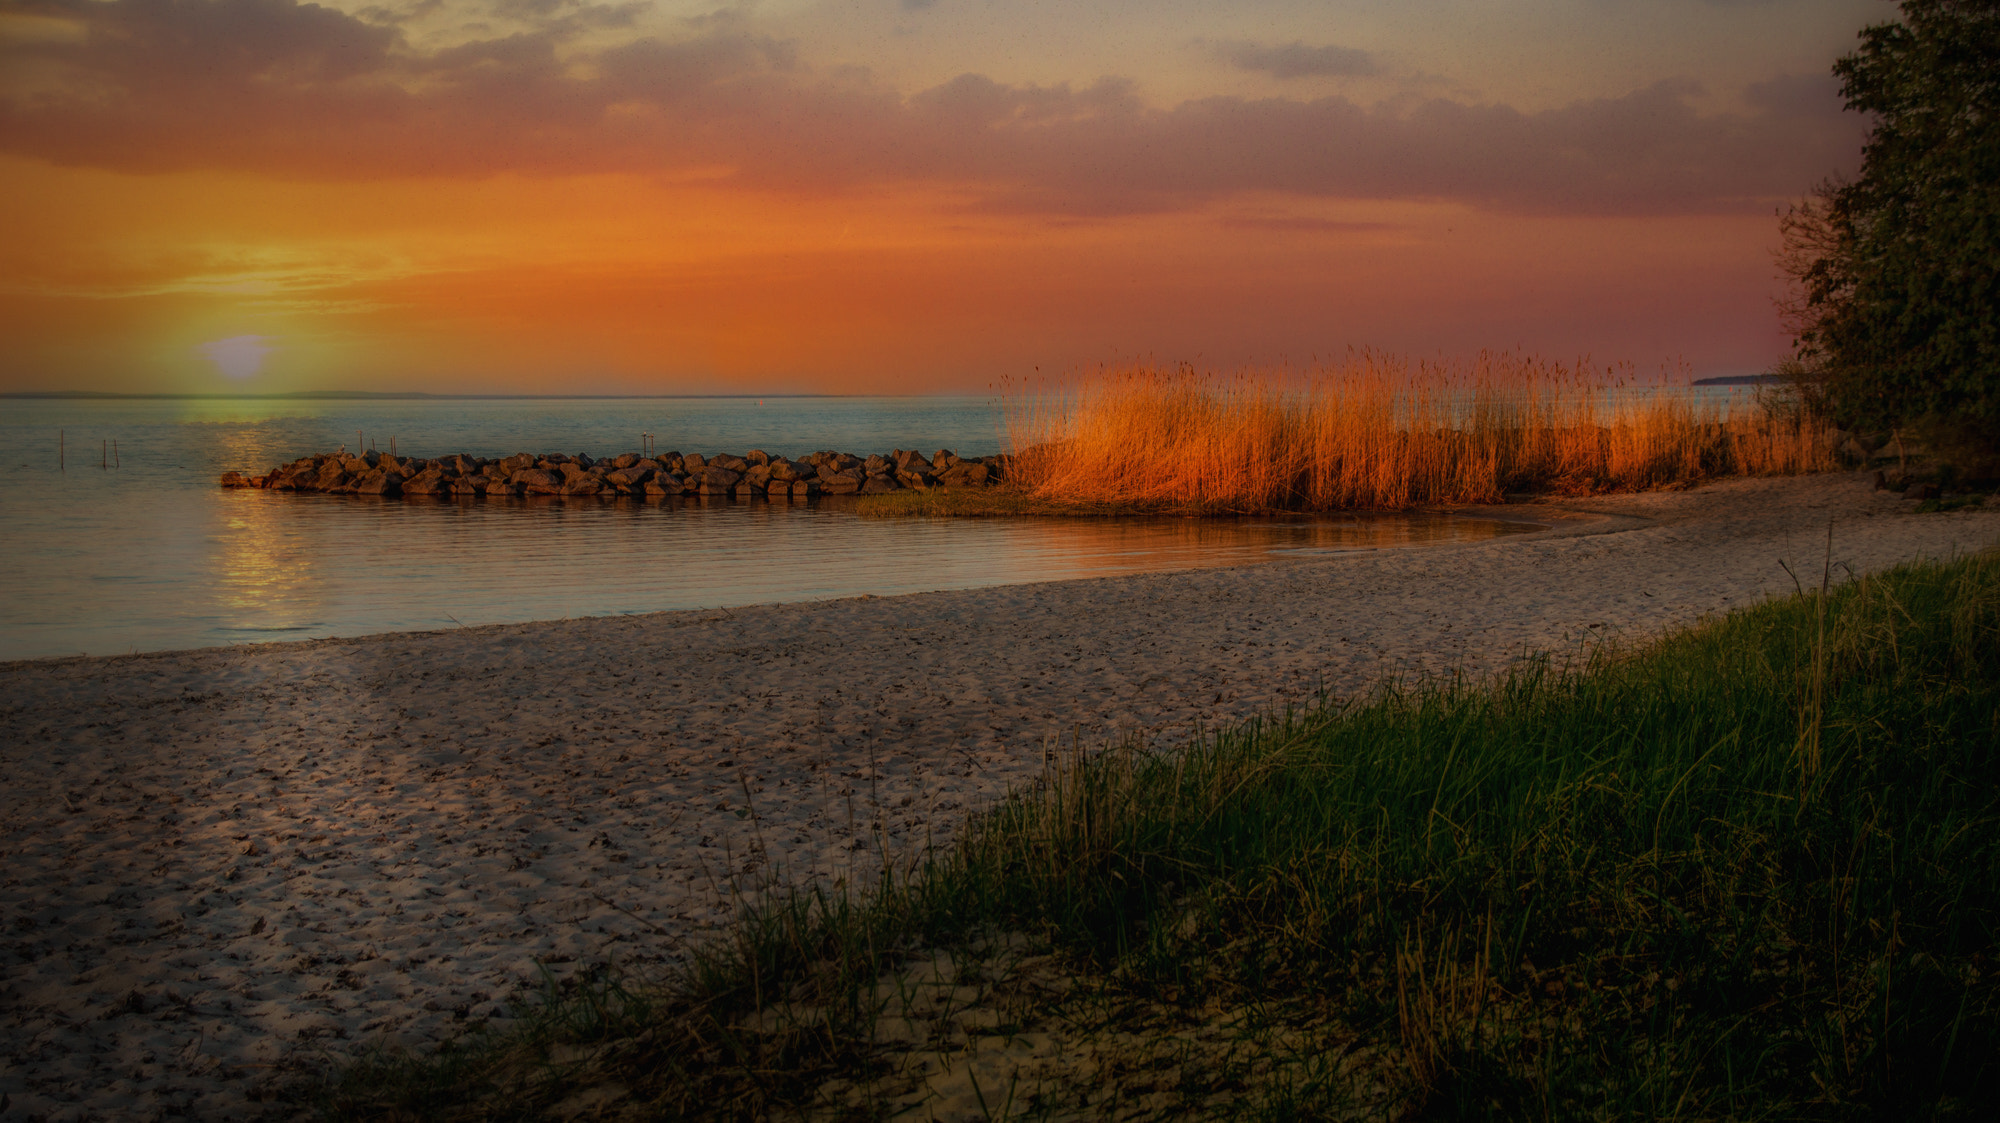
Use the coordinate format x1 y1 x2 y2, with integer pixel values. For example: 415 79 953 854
0 0 1883 394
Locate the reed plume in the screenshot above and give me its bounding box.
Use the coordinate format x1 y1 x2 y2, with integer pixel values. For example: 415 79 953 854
1004 353 1833 510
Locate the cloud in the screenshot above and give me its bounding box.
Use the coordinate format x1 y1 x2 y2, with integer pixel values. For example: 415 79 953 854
0 0 1864 216
1213 39 1378 80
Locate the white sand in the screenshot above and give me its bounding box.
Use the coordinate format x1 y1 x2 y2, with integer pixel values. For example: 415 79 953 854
1 473 1994 1119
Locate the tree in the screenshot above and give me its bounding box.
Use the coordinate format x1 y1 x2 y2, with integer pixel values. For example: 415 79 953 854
1780 0 2000 436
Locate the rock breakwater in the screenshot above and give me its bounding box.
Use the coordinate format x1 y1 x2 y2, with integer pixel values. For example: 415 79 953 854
220 447 1006 498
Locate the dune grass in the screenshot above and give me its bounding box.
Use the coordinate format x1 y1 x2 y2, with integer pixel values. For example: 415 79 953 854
316 551 1999 1119
1001 355 1835 512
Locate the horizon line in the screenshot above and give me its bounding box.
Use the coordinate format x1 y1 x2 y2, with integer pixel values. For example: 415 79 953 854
0 390 903 402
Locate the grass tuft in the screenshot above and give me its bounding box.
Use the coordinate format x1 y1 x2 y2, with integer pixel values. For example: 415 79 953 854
317 551 2000 1119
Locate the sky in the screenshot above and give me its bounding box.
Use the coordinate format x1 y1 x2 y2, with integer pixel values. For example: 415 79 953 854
0 0 1890 395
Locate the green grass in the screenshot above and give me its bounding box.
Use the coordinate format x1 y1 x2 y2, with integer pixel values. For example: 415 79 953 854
314 552 2000 1120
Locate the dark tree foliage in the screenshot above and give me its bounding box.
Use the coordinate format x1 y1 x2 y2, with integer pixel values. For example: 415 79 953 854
1782 0 2000 433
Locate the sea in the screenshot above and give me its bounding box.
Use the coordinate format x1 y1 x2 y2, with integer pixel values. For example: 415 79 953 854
0 396 1541 662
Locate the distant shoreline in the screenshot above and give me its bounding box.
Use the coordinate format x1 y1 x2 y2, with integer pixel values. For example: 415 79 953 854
1689 374 1782 386
1 391 868 401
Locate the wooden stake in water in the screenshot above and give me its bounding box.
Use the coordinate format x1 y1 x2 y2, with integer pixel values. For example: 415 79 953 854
101 439 107 469
113 440 119 469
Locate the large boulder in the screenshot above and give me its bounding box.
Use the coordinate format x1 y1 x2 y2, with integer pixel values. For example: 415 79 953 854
563 475 605 496
357 470 405 496
311 463 349 491
821 470 864 495
895 449 933 473
747 449 770 466
449 475 485 496
701 465 743 490
402 468 450 495
605 466 653 489
864 453 894 476
859 475 902 494
611 453 639 470
790 478 820 497
766 457 804 482
515 468 564 494
711 453 750 472
682 452 707 473
937 461 990 487
219 471 252 488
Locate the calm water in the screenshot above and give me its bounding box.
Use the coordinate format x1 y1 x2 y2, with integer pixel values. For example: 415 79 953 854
0 397 1540 661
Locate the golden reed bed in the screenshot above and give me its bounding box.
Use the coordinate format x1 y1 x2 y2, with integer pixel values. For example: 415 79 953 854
1002 353 1834 511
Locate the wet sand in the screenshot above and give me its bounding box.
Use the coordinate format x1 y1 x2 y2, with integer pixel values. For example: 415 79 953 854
1 472 1994 1119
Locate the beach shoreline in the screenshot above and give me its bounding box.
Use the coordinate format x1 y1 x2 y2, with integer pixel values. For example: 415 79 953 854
2 472 1994 1119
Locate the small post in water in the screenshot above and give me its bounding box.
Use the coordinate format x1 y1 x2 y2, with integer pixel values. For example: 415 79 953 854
59 429 64 471
113 440 119 469
101 439 107 469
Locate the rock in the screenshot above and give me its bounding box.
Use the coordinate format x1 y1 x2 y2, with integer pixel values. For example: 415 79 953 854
357 470 405 496
515 469 564 494
683 453 706 473
711 453 750 472
747 450 770 466
790 479 820 497
1905 482 1940 501
611 453 639 470
732 481 765 497
859 475 902 494
932 450 959 470
897 469 934 489
938 461 990 486
219 471 251 488
822 473 864 495
450 476 485 495
563 476 605 496
864 453 895 476
643 481 674 497
604 467 653 488
312 463 350 491
701 465 744 489
895 449 933 473
766 458 804 482
403 468 449 494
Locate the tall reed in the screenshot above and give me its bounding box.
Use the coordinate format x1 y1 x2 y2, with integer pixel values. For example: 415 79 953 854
1004 353 1835 510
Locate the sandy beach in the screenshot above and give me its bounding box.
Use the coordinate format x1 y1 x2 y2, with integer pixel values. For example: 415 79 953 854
2 472 1995 1120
